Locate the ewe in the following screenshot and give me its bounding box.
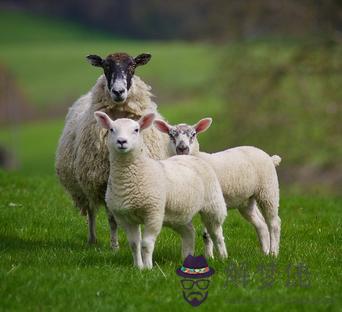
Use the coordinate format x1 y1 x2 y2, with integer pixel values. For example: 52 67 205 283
95 112 228 269
56 52 172 248
154 118 282 256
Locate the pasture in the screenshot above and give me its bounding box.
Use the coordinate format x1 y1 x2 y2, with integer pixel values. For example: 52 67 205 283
0 172 341 311
0 10 341 311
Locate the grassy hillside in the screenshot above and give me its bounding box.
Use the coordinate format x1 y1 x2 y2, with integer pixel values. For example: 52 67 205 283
0 171 341 311
0 11 216 107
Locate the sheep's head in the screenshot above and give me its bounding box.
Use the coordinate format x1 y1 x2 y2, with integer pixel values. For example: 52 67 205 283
87 52 151 103
154 118 212 155
94 111 155 154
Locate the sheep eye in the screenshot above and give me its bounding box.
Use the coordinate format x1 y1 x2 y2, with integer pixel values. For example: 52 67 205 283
110 128 114 133
134 128 139 133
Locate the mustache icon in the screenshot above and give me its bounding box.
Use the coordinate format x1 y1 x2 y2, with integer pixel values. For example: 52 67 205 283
186 291 204 299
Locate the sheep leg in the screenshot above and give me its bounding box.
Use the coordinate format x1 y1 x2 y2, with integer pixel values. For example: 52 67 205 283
87 209 97 244
258 200 281 257
171 223 195 259
238 198 270 255
119 219 143 269
255 204 266 223
141 223 162 269
105 207 119 250
200 213 228 259
206 224 228 259
267 214 281 256
202 228 214 259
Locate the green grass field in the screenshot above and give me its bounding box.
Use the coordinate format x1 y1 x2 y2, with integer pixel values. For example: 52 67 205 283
0 171 341 311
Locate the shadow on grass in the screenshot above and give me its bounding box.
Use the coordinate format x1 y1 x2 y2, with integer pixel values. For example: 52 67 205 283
0 234 180 267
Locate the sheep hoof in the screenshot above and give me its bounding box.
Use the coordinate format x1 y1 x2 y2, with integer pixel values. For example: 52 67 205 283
111 242 120 251
205 253 215 260
269 250 279 257
263 249 270 256
220 253 228 260
143 264 153 270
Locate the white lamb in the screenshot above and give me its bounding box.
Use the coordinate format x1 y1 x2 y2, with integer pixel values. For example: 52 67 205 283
94 111 228 269
56 52 172 248
154 118 282 256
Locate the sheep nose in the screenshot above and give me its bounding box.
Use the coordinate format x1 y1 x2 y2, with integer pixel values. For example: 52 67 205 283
112 89 125 96
117 138 127 146
176 145 190 155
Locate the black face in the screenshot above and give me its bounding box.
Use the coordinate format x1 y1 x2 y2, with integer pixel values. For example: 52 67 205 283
86 52 151 103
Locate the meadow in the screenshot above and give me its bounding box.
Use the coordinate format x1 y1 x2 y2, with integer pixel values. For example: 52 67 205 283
0 10 341 311
0 171 341 311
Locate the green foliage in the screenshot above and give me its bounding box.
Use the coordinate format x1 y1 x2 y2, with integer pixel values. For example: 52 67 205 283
0 171 341 311
216 39 342 168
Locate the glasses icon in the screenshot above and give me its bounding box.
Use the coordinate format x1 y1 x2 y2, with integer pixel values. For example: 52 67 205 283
181 279 210 290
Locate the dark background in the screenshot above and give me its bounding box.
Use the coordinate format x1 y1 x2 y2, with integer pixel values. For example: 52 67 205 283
3 0 341 40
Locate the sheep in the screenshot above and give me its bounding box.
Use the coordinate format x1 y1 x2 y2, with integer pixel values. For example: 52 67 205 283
154 118 282 256
94 111 228 269
55 52 173 249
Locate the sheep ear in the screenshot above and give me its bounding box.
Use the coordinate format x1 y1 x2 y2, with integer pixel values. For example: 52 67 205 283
139 113 155 130
134 53 152 67
193 118 212 134
86 55 104 67
154 119 171 134
94 111 112 129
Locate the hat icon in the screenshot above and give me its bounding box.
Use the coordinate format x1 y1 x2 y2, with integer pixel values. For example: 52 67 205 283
176 255 215 279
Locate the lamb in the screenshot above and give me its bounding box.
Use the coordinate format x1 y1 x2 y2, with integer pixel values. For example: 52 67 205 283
55 52 172 248
94 111 228 269
154 118 282 256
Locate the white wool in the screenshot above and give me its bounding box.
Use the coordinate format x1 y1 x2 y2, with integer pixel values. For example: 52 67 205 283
161 123 282 256
102 117 228 269
55 75 172 247
271 155 282 167
193 146 281 256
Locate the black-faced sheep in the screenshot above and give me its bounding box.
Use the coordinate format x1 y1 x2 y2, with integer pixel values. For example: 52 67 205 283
56 52 172 248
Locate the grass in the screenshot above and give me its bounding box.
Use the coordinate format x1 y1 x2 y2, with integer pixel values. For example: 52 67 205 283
0 170 341 311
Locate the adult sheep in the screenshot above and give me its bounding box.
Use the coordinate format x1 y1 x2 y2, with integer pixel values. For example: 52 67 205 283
56 52 172 248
